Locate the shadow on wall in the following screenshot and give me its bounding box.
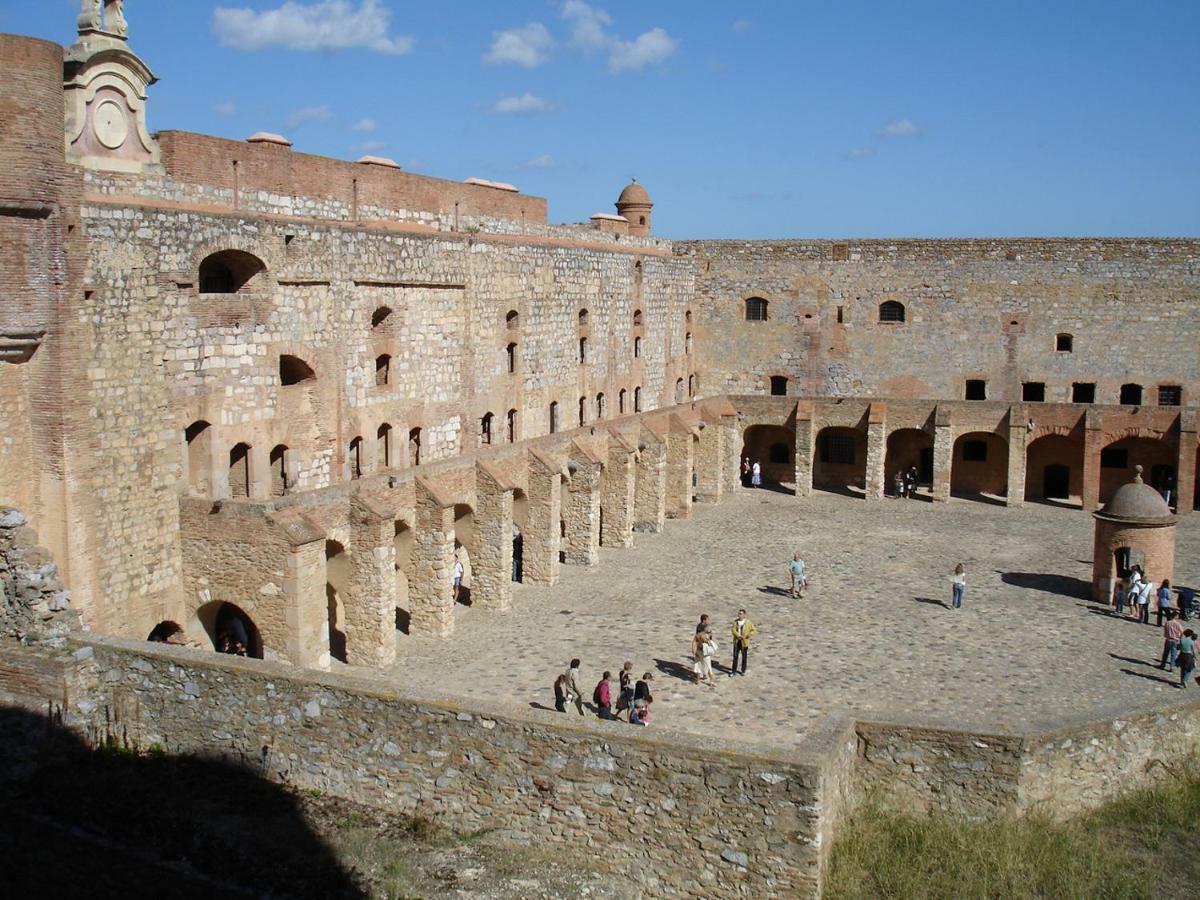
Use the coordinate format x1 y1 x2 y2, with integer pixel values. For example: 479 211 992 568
999 571 1091 599
0 705 364 899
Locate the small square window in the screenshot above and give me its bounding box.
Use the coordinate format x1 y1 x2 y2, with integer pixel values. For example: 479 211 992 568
1072 383 1096 404
965 379 987 401
1022 382 1046 402
1159 385 1182 406
1056 334 1073 353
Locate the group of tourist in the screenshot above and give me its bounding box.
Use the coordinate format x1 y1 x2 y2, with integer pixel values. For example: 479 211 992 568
1159 610 1199 688
892 465 922 499
1115 566 1194 626
554 659 656 725
740 457 762 488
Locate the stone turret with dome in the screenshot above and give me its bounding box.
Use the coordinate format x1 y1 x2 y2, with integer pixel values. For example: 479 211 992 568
1091 466 1177 603
616 178 653 236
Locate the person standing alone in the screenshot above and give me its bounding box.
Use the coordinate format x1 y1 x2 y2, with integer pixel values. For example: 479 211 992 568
729 609 756 677
951 564 966 609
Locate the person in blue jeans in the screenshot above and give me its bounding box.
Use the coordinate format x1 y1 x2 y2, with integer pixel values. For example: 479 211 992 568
1178 630 1197 688
1157 579 1173 627
951 563 966 609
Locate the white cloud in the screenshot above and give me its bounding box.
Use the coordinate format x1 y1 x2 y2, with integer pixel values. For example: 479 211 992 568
286 104 332 129
732 19 753 33
522 154 556 170
563 0 611 51
213 101 237 117
485 22 554 68
492 93 556 115
881 118 921 138
212 0 413 55
352 117 377 132
844 147 876 160
609 27 677 72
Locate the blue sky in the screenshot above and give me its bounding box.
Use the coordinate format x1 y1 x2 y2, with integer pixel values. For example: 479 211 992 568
4 0 1198 238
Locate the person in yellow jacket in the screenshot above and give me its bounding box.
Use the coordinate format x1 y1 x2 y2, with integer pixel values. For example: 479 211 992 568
729 609 756 677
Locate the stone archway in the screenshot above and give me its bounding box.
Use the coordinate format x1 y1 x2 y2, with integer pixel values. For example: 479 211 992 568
885 428 933 499
813 426 865 495
512 488 528 582
453 503 476 606
741 424 796 490
195 601 263 659
325 540 349 663
951 431 1009 502
1026 433 1084 508
394 520 413 634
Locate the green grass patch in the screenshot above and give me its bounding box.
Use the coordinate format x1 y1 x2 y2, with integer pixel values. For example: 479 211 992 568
827 765 1200 900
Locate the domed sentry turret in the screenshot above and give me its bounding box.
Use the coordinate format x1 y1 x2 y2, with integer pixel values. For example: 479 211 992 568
1091 466 1177 604
615 179 653 236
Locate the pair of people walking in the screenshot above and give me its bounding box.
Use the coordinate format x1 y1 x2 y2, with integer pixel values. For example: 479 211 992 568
691 610 757 683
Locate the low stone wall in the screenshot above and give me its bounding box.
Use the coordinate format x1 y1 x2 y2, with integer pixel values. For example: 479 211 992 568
4 634 1200 898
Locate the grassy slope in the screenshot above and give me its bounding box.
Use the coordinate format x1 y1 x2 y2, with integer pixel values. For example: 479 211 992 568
827 765 1200 900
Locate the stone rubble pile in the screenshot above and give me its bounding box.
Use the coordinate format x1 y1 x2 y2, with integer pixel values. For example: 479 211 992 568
0 508 80 643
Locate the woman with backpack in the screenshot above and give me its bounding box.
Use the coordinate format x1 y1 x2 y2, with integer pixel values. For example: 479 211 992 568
1177 630 1197 688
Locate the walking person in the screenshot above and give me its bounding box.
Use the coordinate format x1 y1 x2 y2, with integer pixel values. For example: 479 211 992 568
1177 630 1197 688
1114 575 1127 616
740 456 751 487
951 563 966 609
693 631 717 687
906 465 919 499
1137 576 1154 625
631 672 654 725
894 471 906 499
452 553 465 603
594 671 615 720
751 460 762 489
729 609 756 677
1126 566 1144 620
553 672 568 712
1157 579 1173 627
564 658 585 714
1161 609 1184 672
789 552 808 598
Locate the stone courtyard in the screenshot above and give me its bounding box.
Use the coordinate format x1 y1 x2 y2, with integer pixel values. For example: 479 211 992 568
390 488 1200 746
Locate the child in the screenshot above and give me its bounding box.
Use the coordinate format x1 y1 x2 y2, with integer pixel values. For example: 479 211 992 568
951 563 966 609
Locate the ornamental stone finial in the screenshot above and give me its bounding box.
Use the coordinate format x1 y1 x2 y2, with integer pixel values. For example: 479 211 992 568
1134 464 1144 484
79 0 128 38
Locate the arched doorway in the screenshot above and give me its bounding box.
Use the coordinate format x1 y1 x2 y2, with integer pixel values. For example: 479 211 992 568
951 431 1009 502
814 426 865 495
394 521 413 634
885 428 933 499
512 488 528 579
325 540 349 663
453 504 475 606
147 620 183 643
1026 433 1084 508
741 424 796 491
1099 436 1176 506
196 601 263 658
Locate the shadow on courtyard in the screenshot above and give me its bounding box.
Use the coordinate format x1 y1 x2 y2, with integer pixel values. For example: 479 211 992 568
912 596 950 609
1000 571 1091 598
0 705 364 899
654 657 697 683
1119 668 1181 689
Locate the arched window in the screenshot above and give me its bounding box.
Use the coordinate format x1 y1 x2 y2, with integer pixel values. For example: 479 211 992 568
507 409 518 443
199 249 266 294
348 437 363 479
596 393 605 419
634 386 642 413
506 309 519 330
374 354 391 387
549 402 560 433
633 309 643 327
685 332 693 354
1120 383 1143 405
579 337 588 364
578 309 589 327
506 342 518 374
579 396 587 426
745 297 769 321
269 444 290 496
185 420 212 494
408 427 421 466
1056 333 1073 353
229 442 251 498
770 375 788 396
377 424 392 468
674 379 685 403
634 336 642 358
619 388 627 414
688 374 696 397
685 310 693 325
878 301 906 323
279 355 316 385
480 412 494 446
371 306 392 328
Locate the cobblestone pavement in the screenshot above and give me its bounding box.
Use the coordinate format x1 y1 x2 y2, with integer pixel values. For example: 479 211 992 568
386 488 1200 747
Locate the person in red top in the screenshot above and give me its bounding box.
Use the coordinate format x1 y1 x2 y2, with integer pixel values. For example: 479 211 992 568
594 671 615 720
1161 609 1185 672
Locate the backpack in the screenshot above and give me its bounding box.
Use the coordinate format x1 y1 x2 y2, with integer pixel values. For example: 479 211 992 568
592 683 602 706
